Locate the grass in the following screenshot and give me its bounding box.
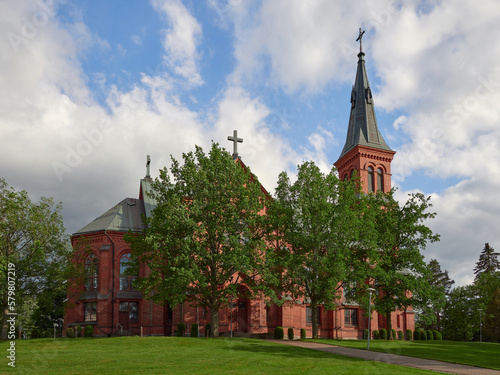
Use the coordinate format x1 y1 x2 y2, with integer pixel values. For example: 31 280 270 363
307 339 500 370
0 336 437 375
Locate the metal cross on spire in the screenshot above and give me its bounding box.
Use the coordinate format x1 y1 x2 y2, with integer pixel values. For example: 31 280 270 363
356 28 365 53
227 130 243 157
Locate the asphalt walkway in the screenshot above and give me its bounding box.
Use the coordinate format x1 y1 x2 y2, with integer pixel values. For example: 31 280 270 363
266 340 500 375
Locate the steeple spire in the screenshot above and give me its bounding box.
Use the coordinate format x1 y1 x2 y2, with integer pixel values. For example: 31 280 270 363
338 31 393 160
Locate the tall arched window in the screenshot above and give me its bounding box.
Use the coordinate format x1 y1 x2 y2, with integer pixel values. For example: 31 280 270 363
377 168 384 192
84 254 99 291
120 253 137 291
367 167 374 192
350 168 356 180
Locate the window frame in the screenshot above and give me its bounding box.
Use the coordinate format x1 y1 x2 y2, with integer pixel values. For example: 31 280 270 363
120 252 137 291
84 302 97 322
344 308 358 326
84 253 99 292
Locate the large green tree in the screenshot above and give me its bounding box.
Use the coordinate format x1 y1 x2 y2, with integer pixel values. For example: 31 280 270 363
441 285 479 341
367 192 440 339
474 243 500 280
126 143 270 337
0 178 72 340
269 162 375 339
417 259 454 330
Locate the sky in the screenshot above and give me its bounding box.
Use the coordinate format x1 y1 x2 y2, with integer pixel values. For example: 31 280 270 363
1 0 500 288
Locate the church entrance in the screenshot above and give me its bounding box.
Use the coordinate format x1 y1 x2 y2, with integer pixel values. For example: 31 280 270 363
119 301 138 331
237 299 249 332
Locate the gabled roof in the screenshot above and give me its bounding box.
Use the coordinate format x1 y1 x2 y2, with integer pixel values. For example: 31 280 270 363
73 198 146 235
338 52 393 160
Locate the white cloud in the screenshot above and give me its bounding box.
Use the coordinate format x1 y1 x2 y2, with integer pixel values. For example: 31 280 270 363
151 0 203 86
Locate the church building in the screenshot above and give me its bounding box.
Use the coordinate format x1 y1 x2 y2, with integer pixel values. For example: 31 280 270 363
64 34 414 338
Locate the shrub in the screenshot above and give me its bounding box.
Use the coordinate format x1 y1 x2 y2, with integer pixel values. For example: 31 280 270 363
413 330 420 340
379 328 387 340
287 328 294 340
391 329 397 340
420 330 427 340
397 330 403 340
433 330 442 340
300 328 306 340
65 328 75 338
405 329 413 341
75 325 82 338
364 329 369 339
31 329 41 339
176 323 186 337
274 326 284 339
84 325 94 337
426 330 433 341
372 330 379 340
190 324 199 337
205 323 211 337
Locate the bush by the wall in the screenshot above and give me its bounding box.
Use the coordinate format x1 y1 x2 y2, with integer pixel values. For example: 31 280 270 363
372 330 379 339
176 323 186 337
413 330 420 340
391 329 397 340
405 329 413 341
287 328 294 340
84 325 94 337
364 329 369 339
190 324 199 337
397 330 403 340
66 328 75 338
426 330 433 340
433 330 442 340
420 330 427 340
205 323 211 337
379 328 387 340
300 328 306 340
274 326 284 339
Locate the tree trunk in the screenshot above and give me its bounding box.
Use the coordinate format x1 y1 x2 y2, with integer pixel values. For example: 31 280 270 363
311 301 318 339
1 301 8 340
211 307 219 338
386 308 393 340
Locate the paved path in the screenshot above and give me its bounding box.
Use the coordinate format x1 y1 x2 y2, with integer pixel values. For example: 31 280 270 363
266 340 500 375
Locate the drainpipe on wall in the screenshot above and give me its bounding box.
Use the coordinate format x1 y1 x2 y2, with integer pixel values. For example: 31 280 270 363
105 231 115 337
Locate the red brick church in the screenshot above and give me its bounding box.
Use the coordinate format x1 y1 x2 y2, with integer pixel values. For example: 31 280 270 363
64 41 414 338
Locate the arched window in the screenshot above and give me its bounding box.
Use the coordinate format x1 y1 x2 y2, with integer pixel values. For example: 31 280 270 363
343 173 348 181
84 254 99 291
377 168 384 192
120 253 137 291
350 168 356 180
367 167 374 192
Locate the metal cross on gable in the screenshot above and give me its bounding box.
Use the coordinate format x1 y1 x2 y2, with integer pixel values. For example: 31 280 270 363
356 28 365 53
227 130 243 157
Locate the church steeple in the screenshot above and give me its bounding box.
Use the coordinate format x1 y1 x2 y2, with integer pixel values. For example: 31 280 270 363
334 30 395 194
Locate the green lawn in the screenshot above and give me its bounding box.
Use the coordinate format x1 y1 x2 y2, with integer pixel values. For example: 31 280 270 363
307 339 500 370
0 336 436 375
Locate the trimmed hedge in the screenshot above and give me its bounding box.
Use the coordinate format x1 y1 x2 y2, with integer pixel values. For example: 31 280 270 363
433 330 442 340
66 328 75 338
176 323 186 337
397 330 403 340
391 329 397 340
364 329 369 340
84 325 94 337
274 326 284 339
413 330 421 340
420 330 427 340
75 325 82 338
300 328 306 340
379 328 387 340
372 330 379 339
405 329 413 341
287 328 294 340
190 324 199 337
426 330 433 341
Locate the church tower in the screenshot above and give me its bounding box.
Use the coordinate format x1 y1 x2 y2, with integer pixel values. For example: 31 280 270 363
334 30 395 193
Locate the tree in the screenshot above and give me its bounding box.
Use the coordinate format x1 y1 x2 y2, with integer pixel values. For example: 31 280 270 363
417 259 454 330
125 143 269 337
474 243 500 280
441 285 479 341
484 288 500 342
367 192 440 340
269 162 375 339
0 178 72 340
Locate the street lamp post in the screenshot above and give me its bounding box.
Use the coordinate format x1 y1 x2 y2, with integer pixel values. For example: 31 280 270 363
479 308 483 343
366 287 376 350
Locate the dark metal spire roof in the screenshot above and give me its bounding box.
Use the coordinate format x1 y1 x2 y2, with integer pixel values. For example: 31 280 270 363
338 51 393 160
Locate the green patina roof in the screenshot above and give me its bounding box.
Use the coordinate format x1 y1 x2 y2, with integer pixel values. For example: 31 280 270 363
338 52 393 160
